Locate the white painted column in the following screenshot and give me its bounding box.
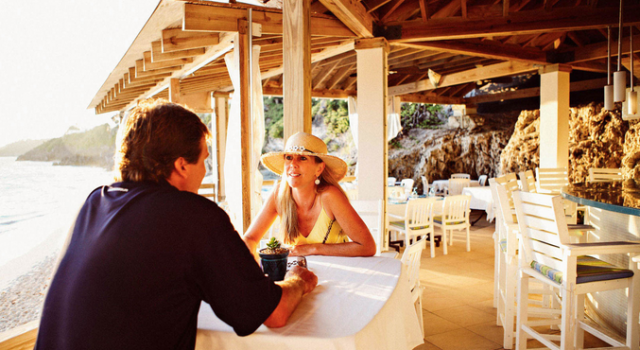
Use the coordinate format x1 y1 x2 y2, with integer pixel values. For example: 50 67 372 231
355 38 389 202
539 64 571 169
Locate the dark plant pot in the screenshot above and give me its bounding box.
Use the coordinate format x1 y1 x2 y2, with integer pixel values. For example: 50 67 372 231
259 248 290 282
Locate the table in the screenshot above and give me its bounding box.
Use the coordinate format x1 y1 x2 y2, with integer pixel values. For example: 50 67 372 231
431 179 479 193
195 256 423 350
561 180 640 335
461 187 494 222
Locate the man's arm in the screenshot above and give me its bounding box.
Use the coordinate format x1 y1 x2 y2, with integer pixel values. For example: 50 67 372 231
263 266 317 328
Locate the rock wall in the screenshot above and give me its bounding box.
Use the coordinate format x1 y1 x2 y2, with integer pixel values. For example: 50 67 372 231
500 103 629 183
623 120 640 180
389 115 516 193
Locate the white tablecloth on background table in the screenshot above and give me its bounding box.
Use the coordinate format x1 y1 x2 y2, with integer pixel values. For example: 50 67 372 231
461 187 494 221
431 179 479 193
195 256 423 350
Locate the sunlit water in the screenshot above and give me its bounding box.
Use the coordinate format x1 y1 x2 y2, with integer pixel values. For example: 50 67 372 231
0 157 115 286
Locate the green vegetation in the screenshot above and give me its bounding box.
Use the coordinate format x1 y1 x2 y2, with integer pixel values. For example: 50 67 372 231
266 237 281 249
401 103 445 129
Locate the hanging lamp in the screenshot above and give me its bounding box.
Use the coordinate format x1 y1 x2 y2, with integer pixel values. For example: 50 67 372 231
614 0 627 102
629 27 637 115
604 26 614 110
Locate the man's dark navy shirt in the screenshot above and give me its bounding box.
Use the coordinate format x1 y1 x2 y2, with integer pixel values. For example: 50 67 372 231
35 180 282 350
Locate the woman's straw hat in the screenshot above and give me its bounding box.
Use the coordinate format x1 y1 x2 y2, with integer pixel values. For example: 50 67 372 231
261 132 348 181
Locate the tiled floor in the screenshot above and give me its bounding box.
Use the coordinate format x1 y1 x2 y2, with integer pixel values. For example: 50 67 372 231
408 211 611 350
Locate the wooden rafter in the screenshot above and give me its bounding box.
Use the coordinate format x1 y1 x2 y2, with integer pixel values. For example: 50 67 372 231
318 0 375 37
396 39 548 63
382 5 640 42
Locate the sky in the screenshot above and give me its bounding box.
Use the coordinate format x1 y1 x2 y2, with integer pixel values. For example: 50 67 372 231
0 0 160 148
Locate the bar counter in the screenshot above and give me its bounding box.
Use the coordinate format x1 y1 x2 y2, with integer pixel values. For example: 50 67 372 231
561 180 640 336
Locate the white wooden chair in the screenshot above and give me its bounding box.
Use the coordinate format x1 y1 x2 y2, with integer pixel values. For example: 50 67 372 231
535 167 568 194
478 174 488 186
401 239 427 337
447 178 470 195
421 175 430 195
387 177 397 187
588 168 623 182
451 173 470 179
351 199 386 256
434 194 471 255
513 191 640 350
388 197 438 258
518 170 537 193
400 178 415 193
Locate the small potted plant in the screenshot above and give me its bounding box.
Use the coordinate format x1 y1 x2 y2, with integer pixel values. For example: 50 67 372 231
258 237 290 281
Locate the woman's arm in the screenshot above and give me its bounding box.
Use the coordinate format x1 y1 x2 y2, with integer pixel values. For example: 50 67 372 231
291 186 376 257
243 186 279 259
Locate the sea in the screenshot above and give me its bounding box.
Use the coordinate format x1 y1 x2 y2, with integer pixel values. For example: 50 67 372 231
0 157 115 288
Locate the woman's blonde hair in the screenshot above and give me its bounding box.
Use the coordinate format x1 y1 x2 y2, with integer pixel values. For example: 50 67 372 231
277 156 347 244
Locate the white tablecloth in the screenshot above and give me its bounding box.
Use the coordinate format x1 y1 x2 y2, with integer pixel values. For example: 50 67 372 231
431 179 479 193
461 187 494 221
195 256 423 350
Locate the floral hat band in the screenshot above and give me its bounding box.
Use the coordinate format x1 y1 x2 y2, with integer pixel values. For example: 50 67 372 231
260 132 348 182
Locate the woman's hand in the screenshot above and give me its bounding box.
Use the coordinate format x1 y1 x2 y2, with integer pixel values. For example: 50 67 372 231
289 244 317 256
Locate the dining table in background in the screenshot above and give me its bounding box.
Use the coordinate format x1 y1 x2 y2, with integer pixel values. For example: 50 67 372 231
430 179 480 194
461 186 494 222
195 256 423 350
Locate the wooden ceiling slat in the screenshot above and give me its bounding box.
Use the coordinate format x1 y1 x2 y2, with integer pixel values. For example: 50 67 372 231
397 39 548 63
143 52 193 70
317 0 375 37
151 41 206 62
161 28 220 52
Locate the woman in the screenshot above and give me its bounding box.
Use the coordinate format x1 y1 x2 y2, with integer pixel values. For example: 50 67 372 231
243 132 376 257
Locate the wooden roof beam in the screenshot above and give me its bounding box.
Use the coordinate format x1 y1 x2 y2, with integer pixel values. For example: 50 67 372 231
567 33 640 63
183 3 355 37
317 0 375 37
262 86 356 98
396 40 548 64
389 60 538 95
382 5 640 42
161 28 220 52
143 52 193 71
151 41 205 62
400 92 464 105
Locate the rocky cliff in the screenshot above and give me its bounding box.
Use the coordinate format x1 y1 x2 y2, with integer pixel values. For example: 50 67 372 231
389 113 518 192
500 103 630 183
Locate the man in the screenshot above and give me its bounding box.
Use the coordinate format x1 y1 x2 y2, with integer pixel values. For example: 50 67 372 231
35 99 317 350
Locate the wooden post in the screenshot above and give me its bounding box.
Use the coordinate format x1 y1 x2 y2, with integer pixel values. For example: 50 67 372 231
213 92 229 202
169 78 181 103
283 0 312 141
355 38 389 204
238 20 252 233
539 64 571 169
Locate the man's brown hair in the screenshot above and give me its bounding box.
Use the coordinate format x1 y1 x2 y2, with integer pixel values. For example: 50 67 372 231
115 99 211 183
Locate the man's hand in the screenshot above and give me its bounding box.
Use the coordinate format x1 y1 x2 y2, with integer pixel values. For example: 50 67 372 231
285 266 317 295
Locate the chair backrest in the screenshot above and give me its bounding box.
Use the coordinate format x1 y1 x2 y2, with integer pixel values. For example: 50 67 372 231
198 183 216 200
512 191 571 275
400 178 415 192
387 177 397 186
448 178 470 195
451 173 470 179
518 170 537 193
404 197 436 235
589 168 623 182
401 239 426 297
535 167 568 194
478 175 488 186
494 173 519 208
421 176 429 195
351 199 385 256
442 194 471 224
492 180 519 258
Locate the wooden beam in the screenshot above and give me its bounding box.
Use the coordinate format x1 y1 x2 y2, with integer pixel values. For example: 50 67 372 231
326 64 355 90
418 0 428 21
143 52 193 71
384 5 640 43
389 61 537 95
161 28 220 52
183 3 355 37
400 92 464 104
568 34 640 63
262 87 356 98
396 40 548 63
465 77 607 104
151 41 205 62
366 0 393 13
283 0 312 138
318 0 375 37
